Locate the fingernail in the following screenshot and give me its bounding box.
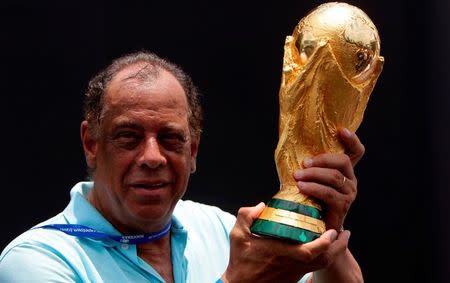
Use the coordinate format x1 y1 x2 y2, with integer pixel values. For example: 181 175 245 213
294 170 305 179
343 128 352 138
303 158 313 167
297 181 305 190
329 230 338 241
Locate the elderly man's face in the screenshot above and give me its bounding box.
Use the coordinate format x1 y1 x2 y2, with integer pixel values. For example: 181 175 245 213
81 63 198 233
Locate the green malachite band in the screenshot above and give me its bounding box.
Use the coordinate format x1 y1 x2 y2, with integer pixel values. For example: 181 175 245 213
251 218 321 243
267 198 322 220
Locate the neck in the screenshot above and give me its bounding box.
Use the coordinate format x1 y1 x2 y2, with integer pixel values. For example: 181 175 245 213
137 234 171 253
138 235 174 283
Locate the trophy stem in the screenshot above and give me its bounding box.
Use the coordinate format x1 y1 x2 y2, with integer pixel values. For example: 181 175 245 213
250 198 325 243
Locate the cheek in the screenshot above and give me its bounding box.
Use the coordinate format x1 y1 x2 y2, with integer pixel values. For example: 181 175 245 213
172 155 193 184
99 147 135 178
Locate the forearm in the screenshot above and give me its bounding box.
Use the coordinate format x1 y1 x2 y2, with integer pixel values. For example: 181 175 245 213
311 248 363 283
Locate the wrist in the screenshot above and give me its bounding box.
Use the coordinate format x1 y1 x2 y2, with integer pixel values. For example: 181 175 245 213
315 248 363 283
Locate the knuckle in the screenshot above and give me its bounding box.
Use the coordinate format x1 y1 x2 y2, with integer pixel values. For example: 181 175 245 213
360 144 366 155
325 188 336 202
351 180 358 193
230 228 248 249
342 154 351 165
229 228 241 241
236 207 252 222
237 207 246 216
332 170 342 185
230 225 239 235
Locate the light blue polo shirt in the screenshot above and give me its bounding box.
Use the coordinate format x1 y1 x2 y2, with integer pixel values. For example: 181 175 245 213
0 182 236 282
0 182 311 283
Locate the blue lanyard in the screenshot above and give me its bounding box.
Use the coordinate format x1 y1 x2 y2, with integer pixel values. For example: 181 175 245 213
38 222 172 245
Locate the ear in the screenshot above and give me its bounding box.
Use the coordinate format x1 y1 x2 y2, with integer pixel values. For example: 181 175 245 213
190 136 200 173
80 121 98 170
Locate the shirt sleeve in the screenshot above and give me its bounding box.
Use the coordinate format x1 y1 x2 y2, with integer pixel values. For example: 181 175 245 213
298 272 312 283
0 243 80 283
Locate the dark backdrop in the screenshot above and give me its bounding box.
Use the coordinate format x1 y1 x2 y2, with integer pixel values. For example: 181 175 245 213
1 1 448 282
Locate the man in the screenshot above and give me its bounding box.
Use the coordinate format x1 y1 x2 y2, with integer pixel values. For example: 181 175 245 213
0 51 364 282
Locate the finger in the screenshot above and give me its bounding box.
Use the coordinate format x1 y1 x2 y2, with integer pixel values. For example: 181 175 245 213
293 229 338 261
311 230 350 267
236 202 266 229
297 181 352 206
337 128 365 167
303 153 355 180
327 229 350 256
294 167 354 194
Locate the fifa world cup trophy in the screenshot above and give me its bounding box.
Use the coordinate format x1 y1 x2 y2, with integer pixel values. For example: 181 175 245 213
251 2 384 243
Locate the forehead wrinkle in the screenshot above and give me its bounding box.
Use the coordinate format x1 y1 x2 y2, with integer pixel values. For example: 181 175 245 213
103 99 189 127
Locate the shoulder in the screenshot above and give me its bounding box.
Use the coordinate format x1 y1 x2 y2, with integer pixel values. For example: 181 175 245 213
174 200 236 227
174 200 236 238
1 213 73 255
0 214 82 282
175 199 236 220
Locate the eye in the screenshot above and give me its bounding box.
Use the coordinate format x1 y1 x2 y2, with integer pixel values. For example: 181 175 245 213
158 132 187 151
113 131 142 149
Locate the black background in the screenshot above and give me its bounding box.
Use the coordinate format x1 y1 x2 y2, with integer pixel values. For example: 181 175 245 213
1 0 449 282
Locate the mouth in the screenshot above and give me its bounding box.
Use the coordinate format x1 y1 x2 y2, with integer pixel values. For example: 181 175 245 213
130 182 171 190
129 182 172 199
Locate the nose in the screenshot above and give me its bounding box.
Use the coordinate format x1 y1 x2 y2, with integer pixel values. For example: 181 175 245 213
137 137 167 169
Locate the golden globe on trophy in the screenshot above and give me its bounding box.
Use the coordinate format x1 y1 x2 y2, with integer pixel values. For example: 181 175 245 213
250 2 384 243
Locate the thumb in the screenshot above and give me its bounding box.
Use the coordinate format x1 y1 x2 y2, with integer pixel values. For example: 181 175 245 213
236 202 265 227
249 202 266 219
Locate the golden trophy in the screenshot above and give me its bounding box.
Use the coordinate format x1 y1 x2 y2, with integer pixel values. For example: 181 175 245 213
251 2 384 243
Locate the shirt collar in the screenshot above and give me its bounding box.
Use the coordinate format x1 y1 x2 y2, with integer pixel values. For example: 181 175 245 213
63 182 121 235
62 181 187 246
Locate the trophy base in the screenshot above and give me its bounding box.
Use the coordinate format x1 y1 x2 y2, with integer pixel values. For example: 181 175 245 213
250 198 324 243
251 219 321 243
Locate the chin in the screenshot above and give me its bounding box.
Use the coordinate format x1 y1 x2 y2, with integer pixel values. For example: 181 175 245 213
131 204 173 225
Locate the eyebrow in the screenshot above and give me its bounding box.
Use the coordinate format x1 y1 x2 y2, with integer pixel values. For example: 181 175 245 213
112 121 187 134
112 121 143 131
